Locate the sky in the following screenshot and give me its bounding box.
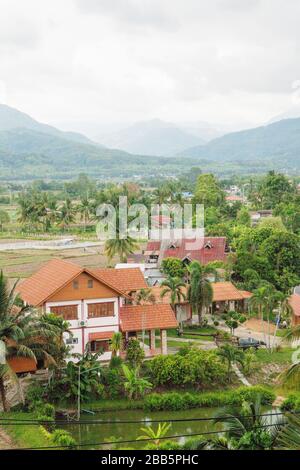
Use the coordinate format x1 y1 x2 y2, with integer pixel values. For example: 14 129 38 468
1 0 300 136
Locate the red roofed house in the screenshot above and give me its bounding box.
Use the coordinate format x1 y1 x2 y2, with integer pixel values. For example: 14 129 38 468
17 259 178 362
148 282 252 324
143 237 228 267
289 294 300 326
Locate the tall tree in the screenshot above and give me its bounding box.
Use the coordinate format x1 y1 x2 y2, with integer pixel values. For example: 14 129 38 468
187 261 214 325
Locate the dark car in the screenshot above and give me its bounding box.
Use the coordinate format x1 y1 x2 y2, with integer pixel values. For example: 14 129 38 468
238 338 266 350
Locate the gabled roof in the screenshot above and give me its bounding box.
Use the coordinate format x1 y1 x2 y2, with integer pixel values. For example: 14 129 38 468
212 282 252 302
17 259 146 306
289 294 300 317
146 237 227 265
91 268 147 293
17 259 82 307
120 304 178 332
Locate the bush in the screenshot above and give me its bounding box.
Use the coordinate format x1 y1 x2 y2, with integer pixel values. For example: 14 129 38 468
144 386 276 411
146 350 227 388
126 339 145 368
280 393 300 411
101 368 123 399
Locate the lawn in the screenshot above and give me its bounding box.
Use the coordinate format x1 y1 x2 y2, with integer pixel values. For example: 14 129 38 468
255 347 295 365
0 412 50 449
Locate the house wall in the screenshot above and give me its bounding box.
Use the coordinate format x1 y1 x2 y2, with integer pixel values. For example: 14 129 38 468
45 274 121 361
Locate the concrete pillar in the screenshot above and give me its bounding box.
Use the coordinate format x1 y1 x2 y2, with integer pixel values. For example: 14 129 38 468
150 330 156 351
229 301 235 311
160 330 168 355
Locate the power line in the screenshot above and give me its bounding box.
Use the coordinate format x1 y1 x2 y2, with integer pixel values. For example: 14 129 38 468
0 410 292 426
3 423 285 451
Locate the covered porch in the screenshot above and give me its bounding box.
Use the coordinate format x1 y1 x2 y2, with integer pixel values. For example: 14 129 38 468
119 304 178 357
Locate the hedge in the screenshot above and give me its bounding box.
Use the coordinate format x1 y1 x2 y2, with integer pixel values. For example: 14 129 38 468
144 386 276 411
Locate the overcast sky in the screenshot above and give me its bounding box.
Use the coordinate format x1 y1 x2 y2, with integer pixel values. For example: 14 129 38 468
1 0 300 135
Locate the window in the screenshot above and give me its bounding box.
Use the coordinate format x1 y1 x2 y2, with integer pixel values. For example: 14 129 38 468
73 281 79 290
50 305 78 321
88 302 115 318
90 340 110 353
87 279 94 289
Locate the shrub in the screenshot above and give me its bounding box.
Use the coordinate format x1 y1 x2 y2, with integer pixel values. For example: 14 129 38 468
126 339 145 368
144 386 276 411
280 393 300 411
146 350 227 388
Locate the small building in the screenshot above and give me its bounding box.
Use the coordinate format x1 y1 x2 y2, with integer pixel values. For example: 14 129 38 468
250 210 273 226
289 294 300 326
149 282 252 324
17 259 178 362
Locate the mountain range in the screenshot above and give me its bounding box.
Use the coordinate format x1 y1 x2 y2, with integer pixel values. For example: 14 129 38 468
179 117 300 169
97 119 206 156
0 103 300 180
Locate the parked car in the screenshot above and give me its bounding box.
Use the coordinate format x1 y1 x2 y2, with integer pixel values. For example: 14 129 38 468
238 338 266 350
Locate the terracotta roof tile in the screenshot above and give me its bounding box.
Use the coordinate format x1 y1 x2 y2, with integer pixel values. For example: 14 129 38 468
289 294 300 317
7 357 37 374
120 304 178 332
91 268 147 293
89 331 115 342
17 259 82 306
212 282 251 302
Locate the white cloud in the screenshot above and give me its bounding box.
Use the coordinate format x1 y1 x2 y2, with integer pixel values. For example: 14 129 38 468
0 0 299 132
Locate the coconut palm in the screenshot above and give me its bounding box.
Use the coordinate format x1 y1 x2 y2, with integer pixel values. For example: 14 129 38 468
216 344 245 381
134 288 156 306
187 261 214 325
160 277 186 312
122 364 152 399
213 397 283 450
78 196 92 231
0 272 60 411
105 235 139 264
58 198 76 230
276 413 300 450
278 323 300 390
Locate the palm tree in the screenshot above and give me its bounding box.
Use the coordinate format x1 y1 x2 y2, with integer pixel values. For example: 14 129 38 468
216 344 245 381
138 423 171 447
0 272 60 411
78 196 92 231
58 198 76 231
213 397 283 450
187 261 213 325
104 235 139 264
250 283 279 350
160 277 186 312
134 288 156 306
110 332 123 358
122 364 152 399
278 324 300 390
276 413 300 450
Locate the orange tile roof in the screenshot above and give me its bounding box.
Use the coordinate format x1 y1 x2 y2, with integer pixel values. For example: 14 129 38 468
18 259 146 307
91 268 147 293
150 283 251 305
212 282 252 302
17 259 82 306
120 304 178 332
7 357 37 374
89 331 115 342
289 294 300 317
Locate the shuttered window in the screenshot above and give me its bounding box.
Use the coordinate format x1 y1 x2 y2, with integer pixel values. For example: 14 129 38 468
88 302 115 318
50 305 78 321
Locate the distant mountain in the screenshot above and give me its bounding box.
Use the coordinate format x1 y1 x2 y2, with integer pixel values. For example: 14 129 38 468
179 117 300 168
0 104 95 145
97 119 205 156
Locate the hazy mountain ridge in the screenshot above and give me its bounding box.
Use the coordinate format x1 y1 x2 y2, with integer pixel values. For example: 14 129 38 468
97 119 205 156
179 117 300 168
0 104 97 145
